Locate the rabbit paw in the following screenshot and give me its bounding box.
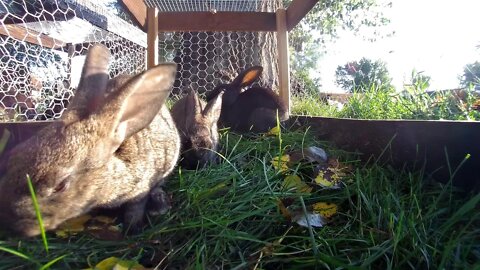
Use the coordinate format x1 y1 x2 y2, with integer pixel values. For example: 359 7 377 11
147 186 171 216
123 196 148 235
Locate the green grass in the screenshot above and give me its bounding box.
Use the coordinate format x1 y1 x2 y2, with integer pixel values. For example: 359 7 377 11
0 129 479 269
293 85 480 121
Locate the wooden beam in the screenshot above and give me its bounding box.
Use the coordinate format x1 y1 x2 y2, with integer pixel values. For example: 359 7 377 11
286 0 318 31
0 24 65 49
1 10 75 25
147 7 159 68
292 116 480 190
119 0 147 30
276 9 291 114
157 12 277 32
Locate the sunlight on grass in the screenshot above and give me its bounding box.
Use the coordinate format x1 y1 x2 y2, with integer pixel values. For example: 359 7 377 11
292 85 480 120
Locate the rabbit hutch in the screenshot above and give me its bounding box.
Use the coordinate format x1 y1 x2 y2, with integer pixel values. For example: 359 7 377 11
0 0 479 191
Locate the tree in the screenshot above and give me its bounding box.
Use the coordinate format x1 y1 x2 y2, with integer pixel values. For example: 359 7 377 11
460 61 480 89
335 57 392 92
287 0 392 95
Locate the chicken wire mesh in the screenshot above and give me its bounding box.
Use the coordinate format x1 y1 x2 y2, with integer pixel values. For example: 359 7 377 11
0 0 146 121
1 0 296 120
160 31 279 99
154 0 284 99
145 0 281 12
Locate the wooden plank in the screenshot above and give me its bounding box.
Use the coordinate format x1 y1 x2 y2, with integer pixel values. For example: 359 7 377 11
290 116 480 191
1 10 75 25
119 0 147 30
276 9 291 114
157 12 277 32
286 0 318 31
147 7 159 68
0 24 65 49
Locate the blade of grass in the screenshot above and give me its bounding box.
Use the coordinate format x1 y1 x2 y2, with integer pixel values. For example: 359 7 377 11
0 245 38 264
39 254 68 270
26 174 49 254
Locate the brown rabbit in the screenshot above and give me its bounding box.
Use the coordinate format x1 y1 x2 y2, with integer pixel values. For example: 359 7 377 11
171 89 223 169
206 66 289 133
0 44 180 236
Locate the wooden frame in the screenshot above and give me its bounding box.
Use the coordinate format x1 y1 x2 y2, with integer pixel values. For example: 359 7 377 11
276 9 291 113
146 7 159 68
0 24 65 49
123 0 319 111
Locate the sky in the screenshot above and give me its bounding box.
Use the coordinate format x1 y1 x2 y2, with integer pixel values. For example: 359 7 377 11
317 0 480 92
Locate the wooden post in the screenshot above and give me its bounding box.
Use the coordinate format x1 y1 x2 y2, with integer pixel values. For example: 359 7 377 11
146 7 159 69
276 8 291 114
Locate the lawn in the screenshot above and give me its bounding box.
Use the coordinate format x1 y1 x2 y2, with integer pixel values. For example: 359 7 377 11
0 127 478 269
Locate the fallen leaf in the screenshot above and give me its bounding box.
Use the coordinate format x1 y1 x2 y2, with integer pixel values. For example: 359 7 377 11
55 214 92 238
292 212 327 228
91 215 116 224
313 158 349 189
288 146 328 165
271 154 290 172
282 175 312 194
312 202 338 218
314 171 343 189
86 256 147 270
87 226 123 241
265 126 280 136
277 199 292 220
85 216 123 241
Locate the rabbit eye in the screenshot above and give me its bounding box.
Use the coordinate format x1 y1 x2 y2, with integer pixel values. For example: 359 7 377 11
53 178 70 193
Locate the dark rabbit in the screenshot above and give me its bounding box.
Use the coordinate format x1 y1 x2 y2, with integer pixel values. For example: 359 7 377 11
171 89 223 169
206 66 289 133
0 44 180 236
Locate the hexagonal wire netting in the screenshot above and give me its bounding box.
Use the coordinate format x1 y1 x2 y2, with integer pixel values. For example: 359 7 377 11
0 0 146 121
1 0 290 120
152 0 284 100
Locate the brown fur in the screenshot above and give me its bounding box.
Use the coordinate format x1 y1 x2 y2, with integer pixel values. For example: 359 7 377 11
0 45 180 236
171 89 222 169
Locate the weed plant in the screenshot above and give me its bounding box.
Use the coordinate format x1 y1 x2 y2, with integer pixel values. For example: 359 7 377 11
293 84 480 121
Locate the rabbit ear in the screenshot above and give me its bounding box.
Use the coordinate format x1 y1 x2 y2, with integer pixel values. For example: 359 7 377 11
203 91 223 123
206 84 227 101
184 89 202 127
96 63 177 145
232 66 263 88
63 44 110 122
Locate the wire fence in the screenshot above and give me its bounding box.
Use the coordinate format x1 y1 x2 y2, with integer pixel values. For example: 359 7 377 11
1 0 296 121
0 0 146 121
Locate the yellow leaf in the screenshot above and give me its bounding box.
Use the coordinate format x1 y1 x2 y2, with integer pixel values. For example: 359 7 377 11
55 214 92 238
92 215 116 224
90 257 146 270
271 154 290 172
265 126 280 136
314 171 334 187
313 202 338 218
92 257 119 270
282 175 312 194
277 199 292 220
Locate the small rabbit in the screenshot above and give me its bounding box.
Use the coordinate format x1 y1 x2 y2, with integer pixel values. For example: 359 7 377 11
206 66 289 133
0 44 180 236
171 89 223 169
